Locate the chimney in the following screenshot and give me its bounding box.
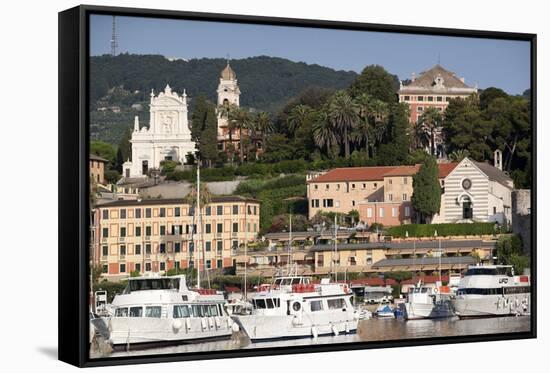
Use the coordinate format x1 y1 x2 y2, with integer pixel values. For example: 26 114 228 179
134 115 140 132
411 72 416 82
494 149 503 171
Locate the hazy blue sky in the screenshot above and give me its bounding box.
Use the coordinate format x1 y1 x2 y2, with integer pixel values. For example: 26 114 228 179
90 15 530 95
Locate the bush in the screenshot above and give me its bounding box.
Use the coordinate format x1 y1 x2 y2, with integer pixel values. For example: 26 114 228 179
387 222 496 238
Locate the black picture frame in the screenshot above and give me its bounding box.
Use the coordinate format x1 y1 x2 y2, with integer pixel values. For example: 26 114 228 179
58 4 537 368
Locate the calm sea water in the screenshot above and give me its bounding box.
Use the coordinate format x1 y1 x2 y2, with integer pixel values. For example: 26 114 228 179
94 316 531 358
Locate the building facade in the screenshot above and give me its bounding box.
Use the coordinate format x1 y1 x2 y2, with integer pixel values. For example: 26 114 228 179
216 63 263 158
90 154 108 185
307 156 513 227
398 65 478 158
235 230 494 277
432 155 514 225
94 196 260 279
398 64 478 124
123 85 196 178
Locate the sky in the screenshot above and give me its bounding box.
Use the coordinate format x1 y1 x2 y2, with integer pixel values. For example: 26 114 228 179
90 15 530 95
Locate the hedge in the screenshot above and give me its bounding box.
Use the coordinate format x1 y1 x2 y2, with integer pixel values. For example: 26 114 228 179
387 222 496 238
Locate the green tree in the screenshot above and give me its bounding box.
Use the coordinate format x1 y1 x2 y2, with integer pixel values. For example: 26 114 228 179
479 87 508 110
312 107 338 158
374 103 410 165
329 91 359 158
348 65 399 103
191 94 208 142
255 111 273 153
199 104 219 167
443 95 493 161
90 141 116 165
496 235 529 274
229 107 253 163
115 128 132 172
417 107 443 156
411 156 441 223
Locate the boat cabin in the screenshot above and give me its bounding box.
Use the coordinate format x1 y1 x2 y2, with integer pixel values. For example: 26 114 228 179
123 276 187 294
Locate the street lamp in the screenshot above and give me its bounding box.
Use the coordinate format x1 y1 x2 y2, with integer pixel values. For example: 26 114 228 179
435 230 442 284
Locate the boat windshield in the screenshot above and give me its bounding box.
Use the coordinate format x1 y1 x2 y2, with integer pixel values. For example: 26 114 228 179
465 267 513 277
253 298 280 309
126 278 180 292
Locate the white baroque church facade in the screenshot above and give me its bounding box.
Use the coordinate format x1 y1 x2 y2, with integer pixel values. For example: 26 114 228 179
123 84 196 178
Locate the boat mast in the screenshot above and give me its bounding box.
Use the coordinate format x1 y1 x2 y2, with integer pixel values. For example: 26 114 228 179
244 201 248 300
196 162 201 289
334 214 338 282
287 212 292 275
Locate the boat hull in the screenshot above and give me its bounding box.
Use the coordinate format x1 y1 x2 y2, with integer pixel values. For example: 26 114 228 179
234 313 358 342
400 300 454 320
452 293 530 318
100 315 234 346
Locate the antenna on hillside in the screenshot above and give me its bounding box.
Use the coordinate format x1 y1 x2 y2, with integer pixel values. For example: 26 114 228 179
110 16 118 56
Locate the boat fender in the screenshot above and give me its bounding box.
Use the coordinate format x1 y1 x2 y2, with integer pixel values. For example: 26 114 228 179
332 325 339 336
345 322 349 333
208 317 214 328
185 318 191 332
201 317 207 330
311 327 318 339
231 322 240 333
172 319 182 332
215 316 221 329
227 318 234 328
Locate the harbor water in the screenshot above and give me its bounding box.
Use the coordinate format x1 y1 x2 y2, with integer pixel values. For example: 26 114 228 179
92 316 530 358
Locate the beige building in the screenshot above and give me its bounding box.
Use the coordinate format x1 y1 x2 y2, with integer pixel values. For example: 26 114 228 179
90 154 108 185
235 230 495 277
307 158 512 226
94 196 260 279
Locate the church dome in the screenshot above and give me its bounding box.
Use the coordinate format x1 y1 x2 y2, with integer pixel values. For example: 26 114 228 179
221 63 236 80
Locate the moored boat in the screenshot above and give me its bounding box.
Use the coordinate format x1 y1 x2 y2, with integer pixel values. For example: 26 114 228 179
232 276 359 342
399 281 454 320
451 265 530 318
92 275 235 350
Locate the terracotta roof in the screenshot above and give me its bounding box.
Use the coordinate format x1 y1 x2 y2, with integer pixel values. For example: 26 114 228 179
402 64 472 90
382 165 420 177
308 163 459 183
308 166 400 183
438 162 459 178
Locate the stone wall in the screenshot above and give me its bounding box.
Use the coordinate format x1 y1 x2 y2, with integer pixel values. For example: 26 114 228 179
512 189 531 254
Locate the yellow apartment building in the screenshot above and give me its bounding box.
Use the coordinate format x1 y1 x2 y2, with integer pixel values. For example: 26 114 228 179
93 196 260 279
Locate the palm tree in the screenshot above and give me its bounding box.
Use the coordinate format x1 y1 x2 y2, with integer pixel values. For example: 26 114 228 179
328 91 359 158
255 111 273 153
287 105 313 134
417 107 443 156
449 149 470 162
353 93 374 158
312 107 338 157
229 107 253 163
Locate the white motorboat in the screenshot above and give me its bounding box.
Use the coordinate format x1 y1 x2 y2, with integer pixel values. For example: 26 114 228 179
399 281 454 320
232 275 359 342
451 265 530 318
92 275 235 350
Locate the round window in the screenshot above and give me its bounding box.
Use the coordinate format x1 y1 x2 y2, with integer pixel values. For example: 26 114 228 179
292 302 301 312
462 178 472 190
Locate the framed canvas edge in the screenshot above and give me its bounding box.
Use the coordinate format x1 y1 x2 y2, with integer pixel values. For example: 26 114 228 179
57 4 538 368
